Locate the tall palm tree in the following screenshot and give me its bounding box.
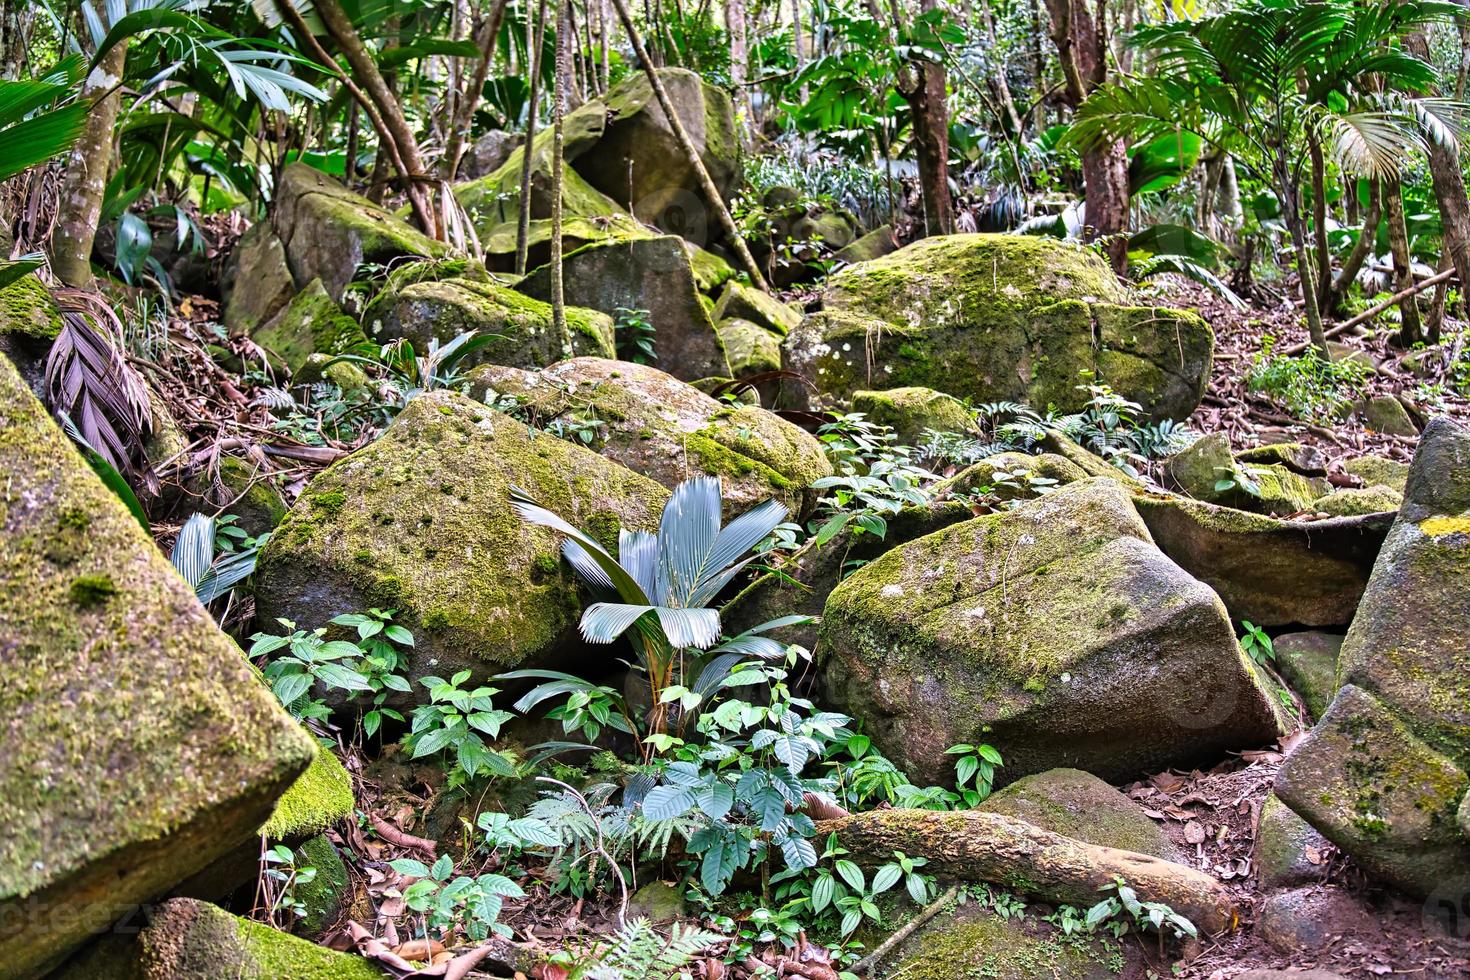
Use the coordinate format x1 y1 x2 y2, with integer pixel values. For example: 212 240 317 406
1064 0 1466 356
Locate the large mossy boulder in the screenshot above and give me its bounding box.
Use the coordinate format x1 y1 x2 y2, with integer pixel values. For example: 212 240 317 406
723 502 975 653
468 357 831 519
451 105 651 271
570 68 740 230
975 768 1180 860
222 222 295 336
851 386 971 442
0 355 316 976
782 235 1213 422
1132 492 1392 628
253 277 367 374
272 163 446 301
54 897 384 980
933 452 1090 502
820 479 1282 786
713 281 801 336
517 235 731 382
1276 418 1470 897
876 903 1125 980
361 259 614 367
254 391 668 689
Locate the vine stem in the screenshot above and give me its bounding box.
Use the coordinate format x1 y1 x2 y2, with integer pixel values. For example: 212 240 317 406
849 884 959 976
536 775 630 928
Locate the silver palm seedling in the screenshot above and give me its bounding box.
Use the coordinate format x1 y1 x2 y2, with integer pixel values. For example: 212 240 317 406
510 477 794 752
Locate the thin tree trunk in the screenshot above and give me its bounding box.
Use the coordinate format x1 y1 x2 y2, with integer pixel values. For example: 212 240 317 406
1308 132 1332 309
444 0 511 180
515 0 551 275
1044 0 1127 273
52 40 127 287
312 0 439 237
893 0 952 237
1325 179 1379 315
726 0 753 141
1280 156 1329 357
607 0 770 291
1382 175 1422 347
551 0 572 357
1407 28 1470 324
0 0 36 79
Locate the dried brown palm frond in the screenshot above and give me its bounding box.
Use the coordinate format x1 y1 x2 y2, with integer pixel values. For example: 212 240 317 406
44 288 157 495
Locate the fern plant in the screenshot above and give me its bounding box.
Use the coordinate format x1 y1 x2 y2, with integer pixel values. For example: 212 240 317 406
553 918 725 980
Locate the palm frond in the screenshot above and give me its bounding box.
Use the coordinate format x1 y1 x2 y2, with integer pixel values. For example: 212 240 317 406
44 291 157 495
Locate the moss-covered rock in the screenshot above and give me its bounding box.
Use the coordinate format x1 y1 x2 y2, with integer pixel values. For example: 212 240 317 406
687 244 737 294
722 502 975 653
293 834 352 936
138 898 383 979
1276 685 1470 897
1333 418 1470 766
361 260 614 367
1235 442 1328 476
1255 792 1331 890
717 317 782 379
880 902 1126 980
782 234 1213 422
833 224 898 265
517 235 731 382
1360 394 1420 436
254 391 668 690
821 479 1282 786
467 357 831 519
933 451 1089 502
263 747 355 841
222 223 296 336
0 273 62 393
1165 433 1329 514
1309 484 1402 517
713 281 801 336
1133 492 1392 628
1273 631 1342 720
1039 431 1143 488
0 355 315 976
254 278 368 374
272 163 446 301
975 768 1181 860
1345 454 1410 494
0 272 62 341
851 386 972 442
570 68 740 229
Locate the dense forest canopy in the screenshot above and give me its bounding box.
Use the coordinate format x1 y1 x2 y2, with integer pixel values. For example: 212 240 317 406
3 0 1470 978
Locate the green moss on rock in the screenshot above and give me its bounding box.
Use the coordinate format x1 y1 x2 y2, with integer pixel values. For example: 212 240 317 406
976 768 1180 860
717 317 782 377
1345 454 1410 493
821 478 1281 787
254 278 367 374
254 391 669 690
0 273 62 340
293 834 351 936
362 263 614 367
1309 484 1402 517
713 282 800 336
1273 631 1343 720
782 234 1212 422
0 355 315 976
886 904 1124 980
852 386 972 442
934 452 1089 502
136 898 383 979
262 747 355 841
468 358 830 519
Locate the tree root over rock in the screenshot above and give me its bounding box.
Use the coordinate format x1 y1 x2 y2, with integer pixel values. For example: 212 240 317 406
815 809 1238 935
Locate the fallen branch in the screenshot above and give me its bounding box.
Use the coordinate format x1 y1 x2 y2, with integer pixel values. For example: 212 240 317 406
1282 267 1455 356
849 884 959 976
815 809 1238 935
